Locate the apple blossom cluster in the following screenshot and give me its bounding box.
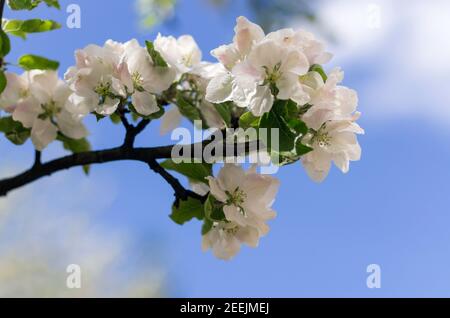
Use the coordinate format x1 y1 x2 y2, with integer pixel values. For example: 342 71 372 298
201 164 279 260
205 16 363 183
0 70 88 150
0 15 363 260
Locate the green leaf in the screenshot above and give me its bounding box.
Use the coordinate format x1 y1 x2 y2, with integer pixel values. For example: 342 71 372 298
0 116 31 145
4 19 61 39
204 194 225 221
170 197 204 225
57 134 92 175
160 159 212 184
259 100 297 152
145 40 168 67
0 30 11 57
295 139 313 156
8 0 60 10
175 92 201 123
239 111 260 129
201 218 213 235
7 0 35 10
43 0 60 9
287 118 308 136
0 72 6 94
309 64 328 82
214 102 232 127
269 138 314 167
57 134 91 153
18 54 59 70
109 113 121 124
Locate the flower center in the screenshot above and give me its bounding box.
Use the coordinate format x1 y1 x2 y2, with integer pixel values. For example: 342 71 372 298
38 100 61 120
132 71 145 92
315 131 332 148
19 88 29 99
94 81 112 96
263 62 283 84
181 53 194 67
226 187 247 216
226 187 247 206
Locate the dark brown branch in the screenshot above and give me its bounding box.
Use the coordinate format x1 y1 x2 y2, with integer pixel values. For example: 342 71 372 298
0 0 5 22
0 140 259 198
147 157 206 205
123 119 151 148
33 150 42 168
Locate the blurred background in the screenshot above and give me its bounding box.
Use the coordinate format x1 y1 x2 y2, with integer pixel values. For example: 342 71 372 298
1 0 450 297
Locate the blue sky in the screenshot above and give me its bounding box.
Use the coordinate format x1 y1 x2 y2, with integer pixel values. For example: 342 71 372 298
1 0 450 297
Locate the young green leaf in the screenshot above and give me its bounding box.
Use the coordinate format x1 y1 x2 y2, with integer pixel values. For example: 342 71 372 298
295 139 313 156
0 116 31 145
4 19 61 39
175 92 202 122
239 111 260 129
201 218 213 235
0 72 7 94
8 0 60 10
259 100 297 152
309 64 328 82
57 134 92 175
170 197 204 225
160 159 212 184
0 30 11 57
204 194 226 222
18 54 59 70
214 102 232 127
145 40 168 67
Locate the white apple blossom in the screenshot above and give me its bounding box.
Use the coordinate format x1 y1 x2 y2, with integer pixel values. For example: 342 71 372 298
11 71 88 151
64 40 127 116
65 39 177 117
206 16 332 116
0 72 33 113
302 117 364 182
202 221 260 260
203 164 279 260
118 39 176 116
211 16 265 70
299 68 363 182
154 34 202 79
302 68 358 130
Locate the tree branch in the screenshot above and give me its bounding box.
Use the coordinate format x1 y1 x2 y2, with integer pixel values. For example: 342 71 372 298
0 0 5 23
0 139 259 198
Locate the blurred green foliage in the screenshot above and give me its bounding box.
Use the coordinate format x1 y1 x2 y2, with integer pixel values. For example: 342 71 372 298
135 0 320 32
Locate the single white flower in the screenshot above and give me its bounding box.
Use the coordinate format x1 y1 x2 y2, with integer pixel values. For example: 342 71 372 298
154 34 202 79
302 68 359 130
12 71 88 151
203 164 279 259
119 39 176 116
211 16 265 70
64 40 127 116
302 116 364 182
202 221 260 260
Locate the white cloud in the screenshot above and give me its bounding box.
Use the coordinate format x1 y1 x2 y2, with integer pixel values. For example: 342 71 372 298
313 0 450 129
